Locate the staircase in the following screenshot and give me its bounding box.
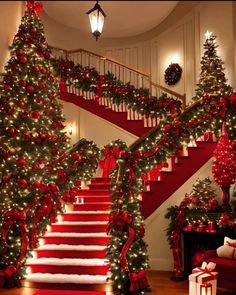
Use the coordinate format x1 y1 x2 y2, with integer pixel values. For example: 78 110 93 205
61 91 151 137
24 178 112 292
141 140 217 218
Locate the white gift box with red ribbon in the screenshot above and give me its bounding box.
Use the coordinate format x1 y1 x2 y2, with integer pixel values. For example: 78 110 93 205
189 262 218 295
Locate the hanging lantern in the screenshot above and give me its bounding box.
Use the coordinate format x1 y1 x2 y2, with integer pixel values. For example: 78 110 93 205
86 1 106 41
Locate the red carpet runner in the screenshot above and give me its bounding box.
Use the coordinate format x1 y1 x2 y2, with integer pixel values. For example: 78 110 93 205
25 178 111 292
34 290 106 295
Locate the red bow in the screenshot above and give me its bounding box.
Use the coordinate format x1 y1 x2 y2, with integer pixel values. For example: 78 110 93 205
27 1 43 17
129 270 149 292
107 210 132 233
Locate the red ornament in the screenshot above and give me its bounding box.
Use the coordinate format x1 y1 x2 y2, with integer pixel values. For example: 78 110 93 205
18 100 25 108
34 180 41 188
4 84 11 91
43 51 50 59
23 133 31 140
26 85 35 93
16 158 26 167
50 75 55 82
30 27 37 35
52 121 59 128
32 163 40 172
163 124 171 133
20 112 29 120
40 68 47 75
19 55 27 63
32 65 39 72
38 82 46 90
6 107 14 115
49 183 59 192
16 49 24 57
44 109 50 116
51 147 59 155
72 151 81 160
18 178 28 188
48 134 58 142
8 127 17 137
19 79 27 87
32 111 40 120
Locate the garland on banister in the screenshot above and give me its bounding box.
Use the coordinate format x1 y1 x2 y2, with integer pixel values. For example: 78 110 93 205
52 58 183 118
106 144 151 295
0 139 99 287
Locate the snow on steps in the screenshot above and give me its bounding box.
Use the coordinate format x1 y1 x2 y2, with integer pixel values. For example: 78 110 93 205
24 178 111 291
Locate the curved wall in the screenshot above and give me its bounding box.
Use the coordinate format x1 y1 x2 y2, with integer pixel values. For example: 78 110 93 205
0 1 23 72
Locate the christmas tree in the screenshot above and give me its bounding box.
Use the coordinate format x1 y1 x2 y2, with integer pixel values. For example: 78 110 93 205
0 1 70 208
212 128 236 207
194 31 235 139
0 1 75 286
106 148 150 295
180 177 218 211
195 31 232 101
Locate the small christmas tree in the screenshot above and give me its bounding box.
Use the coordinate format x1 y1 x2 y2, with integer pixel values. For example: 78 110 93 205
194 31 235 139
195 31 232 101
212 128 236 207
182 177 218 211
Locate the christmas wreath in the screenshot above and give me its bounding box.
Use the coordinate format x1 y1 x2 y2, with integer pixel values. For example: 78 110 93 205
164 63 182 86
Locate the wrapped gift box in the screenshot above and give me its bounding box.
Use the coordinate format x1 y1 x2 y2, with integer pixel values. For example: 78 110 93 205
189 262 218 295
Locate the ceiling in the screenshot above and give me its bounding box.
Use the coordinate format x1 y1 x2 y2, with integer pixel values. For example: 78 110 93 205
42 1 179 38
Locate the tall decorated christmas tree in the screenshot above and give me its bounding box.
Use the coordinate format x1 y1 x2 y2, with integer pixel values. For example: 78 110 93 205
0 1 73 286
194 31 235 139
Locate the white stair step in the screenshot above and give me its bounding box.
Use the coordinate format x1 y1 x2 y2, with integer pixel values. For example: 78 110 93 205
36 244 106 251
44 232 108 237
26 273 108 284
62 211 109 214
52 221 107 225
27 258 108 266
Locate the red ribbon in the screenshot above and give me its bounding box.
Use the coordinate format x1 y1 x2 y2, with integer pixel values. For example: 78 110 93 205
120 226 136 272
107 210 135 272
2 209 28 272
129 269 149 292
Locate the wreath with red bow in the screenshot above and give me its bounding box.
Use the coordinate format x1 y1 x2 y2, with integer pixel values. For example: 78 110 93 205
164 63 182 86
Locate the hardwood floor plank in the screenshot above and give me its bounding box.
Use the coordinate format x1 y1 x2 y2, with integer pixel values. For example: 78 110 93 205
0 271 235 295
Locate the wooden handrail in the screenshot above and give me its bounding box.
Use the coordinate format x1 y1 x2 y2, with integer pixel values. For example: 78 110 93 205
129 99 201 151
151 81 186 105
50 46 186 101
67 48 150 78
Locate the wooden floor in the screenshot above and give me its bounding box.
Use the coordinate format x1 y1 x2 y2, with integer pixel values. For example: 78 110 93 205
0 271 235 295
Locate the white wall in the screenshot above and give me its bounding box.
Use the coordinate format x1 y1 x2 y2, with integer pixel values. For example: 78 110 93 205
0 1 23 72
100 1 235 102
145 158 222 271
60 100 137 148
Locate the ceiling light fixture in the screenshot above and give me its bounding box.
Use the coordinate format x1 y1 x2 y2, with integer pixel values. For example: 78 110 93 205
86 0 106 41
